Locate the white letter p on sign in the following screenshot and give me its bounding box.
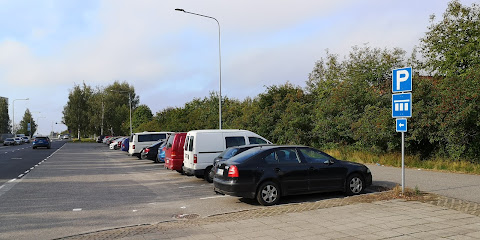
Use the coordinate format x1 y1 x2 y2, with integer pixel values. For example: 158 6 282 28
396 70 409 91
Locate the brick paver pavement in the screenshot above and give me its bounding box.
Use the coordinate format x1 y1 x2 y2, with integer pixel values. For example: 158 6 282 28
58 191 480 240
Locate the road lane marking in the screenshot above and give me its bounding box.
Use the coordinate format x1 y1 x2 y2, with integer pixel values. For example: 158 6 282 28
11 158 22 160
179 186 195 189
200 195 228 200
73 208 82 211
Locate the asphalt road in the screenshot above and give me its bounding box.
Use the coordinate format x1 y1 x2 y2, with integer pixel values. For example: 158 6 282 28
0 140 66 186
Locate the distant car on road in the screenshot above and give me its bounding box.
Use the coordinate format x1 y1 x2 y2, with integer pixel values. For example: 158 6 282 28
62 135 70 140
33 136 51 149
22 136 30 143
3 138 15 146
14 137 23 145
213 145 372 206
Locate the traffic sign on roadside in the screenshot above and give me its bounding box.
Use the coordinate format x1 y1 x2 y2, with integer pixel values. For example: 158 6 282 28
392 93 412 118
392 67 412 93
396 119 407 132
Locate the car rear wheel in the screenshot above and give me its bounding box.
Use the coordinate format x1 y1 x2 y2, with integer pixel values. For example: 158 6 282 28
204 166 214 183
346 174 364 195
256 181 280 206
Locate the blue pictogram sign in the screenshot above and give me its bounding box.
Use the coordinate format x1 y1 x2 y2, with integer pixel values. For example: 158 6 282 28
392 93 412 118
392 67 412 93
396 119 407 132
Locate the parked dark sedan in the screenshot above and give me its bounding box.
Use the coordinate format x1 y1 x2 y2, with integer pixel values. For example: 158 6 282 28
141 140 165 161
213 145 372 206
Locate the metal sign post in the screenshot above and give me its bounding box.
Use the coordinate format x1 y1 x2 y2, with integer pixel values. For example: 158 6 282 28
392 67 412 195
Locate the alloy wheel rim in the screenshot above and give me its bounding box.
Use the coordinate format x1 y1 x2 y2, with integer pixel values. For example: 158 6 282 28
261 185 278 203
349 177 363 193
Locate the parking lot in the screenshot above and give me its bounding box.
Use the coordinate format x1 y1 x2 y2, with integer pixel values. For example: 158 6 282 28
1 142 480 240
0 142 366 240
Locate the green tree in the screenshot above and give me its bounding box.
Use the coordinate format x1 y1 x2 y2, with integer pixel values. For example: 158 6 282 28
132 104 153 132
104 81 139 136
420 0 480 77
63 83 94 139
17 109 37 137
308 46 406 151
0 97 10 133
88 87 106 136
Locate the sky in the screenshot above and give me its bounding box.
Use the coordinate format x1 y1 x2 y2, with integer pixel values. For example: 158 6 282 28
0 0 477 135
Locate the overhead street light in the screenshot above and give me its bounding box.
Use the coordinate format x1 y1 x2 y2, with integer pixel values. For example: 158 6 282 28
175 8 223 129
109 90 132 136
12 98 29 136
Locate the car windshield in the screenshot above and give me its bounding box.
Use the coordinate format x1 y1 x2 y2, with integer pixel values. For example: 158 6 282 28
6 138 13 141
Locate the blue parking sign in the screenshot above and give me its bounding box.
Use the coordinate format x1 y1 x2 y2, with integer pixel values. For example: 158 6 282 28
392 93 412 118
392 67 412 93
396 119 407 132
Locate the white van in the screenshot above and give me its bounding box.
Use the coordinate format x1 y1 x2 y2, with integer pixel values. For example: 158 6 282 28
183 129 272 180
128 131 173 158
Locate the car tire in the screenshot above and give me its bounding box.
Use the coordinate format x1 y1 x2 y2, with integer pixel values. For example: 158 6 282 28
256 181 281 206
204 166 214 183
345 174 365 195
137 152 142 159
33 147 36 149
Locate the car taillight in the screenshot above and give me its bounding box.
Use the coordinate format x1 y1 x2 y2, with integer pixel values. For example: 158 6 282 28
132 145 135 149
171 151 176 157
193 154 197 164
228 165 239 178
145 148 150 154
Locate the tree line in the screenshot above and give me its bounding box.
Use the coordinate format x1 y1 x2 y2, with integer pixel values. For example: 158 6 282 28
63 1 480 162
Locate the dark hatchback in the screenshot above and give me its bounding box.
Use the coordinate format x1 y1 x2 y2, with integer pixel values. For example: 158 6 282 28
141 140 165 161
213 145 372 206
32 136 51 149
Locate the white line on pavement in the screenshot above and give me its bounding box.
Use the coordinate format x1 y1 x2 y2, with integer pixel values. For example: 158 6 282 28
200 195 228 200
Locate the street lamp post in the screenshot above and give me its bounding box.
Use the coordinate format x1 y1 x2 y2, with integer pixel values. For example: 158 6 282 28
12 98 29 136
175 8 222 129
109 90 132 136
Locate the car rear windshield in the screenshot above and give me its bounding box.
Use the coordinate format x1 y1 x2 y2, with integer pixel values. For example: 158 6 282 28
6 138 14 141
138 134 166 142
166 134 175 148
228 147 264 164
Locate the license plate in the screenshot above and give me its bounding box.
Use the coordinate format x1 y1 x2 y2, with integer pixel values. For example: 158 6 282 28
216 168 224 175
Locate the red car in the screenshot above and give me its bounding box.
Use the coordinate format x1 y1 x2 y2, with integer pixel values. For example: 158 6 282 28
164 133 187 173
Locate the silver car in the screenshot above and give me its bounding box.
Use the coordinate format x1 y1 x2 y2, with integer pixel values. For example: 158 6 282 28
3 138 15 146
14 137 23 145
